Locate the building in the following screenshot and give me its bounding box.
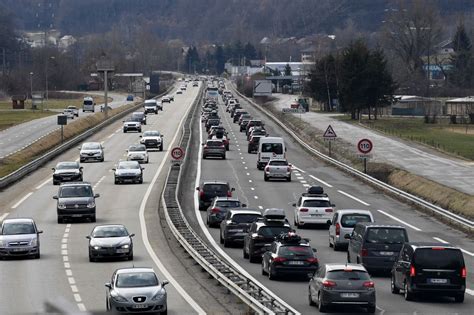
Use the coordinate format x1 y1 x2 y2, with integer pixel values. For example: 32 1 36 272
446 96 474 118
391 95 443 116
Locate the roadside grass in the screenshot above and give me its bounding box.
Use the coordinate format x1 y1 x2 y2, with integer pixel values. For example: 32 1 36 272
336 116 474 161
0 111 55 131
0 103 134 178
265 103 474 220
0 94 109 111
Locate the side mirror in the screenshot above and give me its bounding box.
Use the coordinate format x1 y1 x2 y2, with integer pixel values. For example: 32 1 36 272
196 187 200 191
231 188 235 191
105 283 111 289
94 193 100 198
112 168 116 171
292 203 296 207
86 236 91 239
130 233 135 237
344 234 351 240
139 135 142 137
162 280 169 287
141 168 145 171
53 196 58 200
242 203 247 208
78 147 81 150
326 220 332 225
37 230 43 234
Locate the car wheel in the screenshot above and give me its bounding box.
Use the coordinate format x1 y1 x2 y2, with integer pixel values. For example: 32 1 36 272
139 177 143 184
347 252 351 263
161 309 167 315
35 250 40 259
219 233 224 244
308 289 316 306
261 262 267 275
318 293 327 312
100 157 104 162
91 215 96 223
80 158 85 163
243 247 249 259
123 129 127 133
391 275 400 294
268 265 277 280
223 238 231 248
79 176 83 182
226 145 229 151
57 217 64 224
160 145 163 151
53 180 59 185
454 294 464 303
202 155 206 159
249 253 258 263
287 175 291 182
333 242 339 251
222 155 226 160
264 174 268 181
128 251 134 261
404 281 414 301
248 148 251 153
114 178 119 185
367 304 376 313
89 255 95 263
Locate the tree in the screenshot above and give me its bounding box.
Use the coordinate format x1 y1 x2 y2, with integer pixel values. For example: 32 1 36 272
450 22 473 88
307 54 338 111
214 45 225 74
282 63 293 89
243 42 257 63
185 46 200 73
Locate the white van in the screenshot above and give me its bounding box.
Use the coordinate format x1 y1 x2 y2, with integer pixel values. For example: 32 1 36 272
257 137 286 170
83 96 95 112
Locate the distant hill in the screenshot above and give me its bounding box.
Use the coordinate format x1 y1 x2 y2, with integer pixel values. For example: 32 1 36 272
2 0 474 42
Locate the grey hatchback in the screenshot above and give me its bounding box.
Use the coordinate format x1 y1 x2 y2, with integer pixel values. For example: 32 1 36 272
0 218 43 259
308 263 376 313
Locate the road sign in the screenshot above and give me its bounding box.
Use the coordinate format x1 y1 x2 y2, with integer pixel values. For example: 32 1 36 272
357 139 373 155
171 147 185 160
323 125 337 139
282 108 305 113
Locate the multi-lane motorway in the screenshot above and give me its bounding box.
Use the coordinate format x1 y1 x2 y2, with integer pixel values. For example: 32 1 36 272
179 87 474 314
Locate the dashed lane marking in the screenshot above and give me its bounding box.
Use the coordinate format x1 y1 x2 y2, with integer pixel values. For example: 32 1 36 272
309 175 333 188
377 210 422 232
0 212 9 222
258 206 264 210
338 190 370 206
36 177 51 189
254 196 259 199
11 192 33 209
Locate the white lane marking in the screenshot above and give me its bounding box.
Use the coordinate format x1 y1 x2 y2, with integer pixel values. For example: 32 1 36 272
242 161 246 164
251 187 255 191
68 277 75 284
244 167 248 170
64 262 70 268
303 184 310 187
11 192 33 209
93 175 106 189
73 294 82 302
466 289 474 296
61 249 68 255
138 95 206 315
246 172 250 176
70 285 78 293
338 190 370 206
296 177 304 180
77 304 86 312
309 175 333 188
65 269 73 276
0 213 9 222
433 237 449 244
35 177 51 189
377 210 422 232
300 180 307 184
254 196 259 199
63 256 69 262
291 165 306 173
258 206 264 210
194 115 300 315
61 244 68 249
106 133 114 139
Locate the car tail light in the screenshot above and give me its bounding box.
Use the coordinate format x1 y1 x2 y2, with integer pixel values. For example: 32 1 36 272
211 208 220 214
410 265 416 277
361 248 368 257
322 280 337 288
461 266 467 278
363 281 375 288
221 144 225 148
307 257 318 264
299 208 309 212
273 257 287 263
325 208 333 213
199 191 204 198
335 223 340 236
431 247 445 250
227 191 232 197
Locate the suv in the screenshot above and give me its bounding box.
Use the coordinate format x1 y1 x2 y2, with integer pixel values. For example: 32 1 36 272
140 130 164 151
196 181 234 210
123 118 142 133
52 161 83 185
53 182 100 223
293 186 334 228
347 222 409 273
205 118 220 132
202 139 226 159
261 232 318 280
233 109 248 123
67 105 79 117
132 111 147 125
79 142 104 162
220 209 262 247
391 242 466 302
243 208 292 263
328 209 374 251
206 197 246 227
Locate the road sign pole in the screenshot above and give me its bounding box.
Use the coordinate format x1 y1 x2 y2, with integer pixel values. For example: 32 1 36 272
364 157 367 174
61 125 64 144
328 140 332 157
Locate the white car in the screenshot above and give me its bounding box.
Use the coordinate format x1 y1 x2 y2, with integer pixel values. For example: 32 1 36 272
328 209 374 250
264 159 291 182
79 142 104 163
162 95 171 103
140 130 163 151
67 106 79 117
63 109 75 119
293 186 335 228
127 144 149 163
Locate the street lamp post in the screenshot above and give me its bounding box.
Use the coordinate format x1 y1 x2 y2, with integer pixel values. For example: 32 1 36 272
29 72 33 103
45 56 55 111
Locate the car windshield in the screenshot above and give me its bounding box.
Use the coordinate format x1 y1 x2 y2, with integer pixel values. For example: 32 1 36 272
206 141 223 147
231 214 261 224
129 145 146 152
414 248 464 269
59 185 93 198
366 228 407 244
269 160 288 166
278 245 313 258
341 214 371 228
327 270 370 280
116 272 158 288
118 162 140 169
303 200 331 207
261 143 283 154
2 223 35 235
258 226 291 237
92 226 128 238
56 162 78 170
216 200 241 208
82 143 100 150
143 131 160 137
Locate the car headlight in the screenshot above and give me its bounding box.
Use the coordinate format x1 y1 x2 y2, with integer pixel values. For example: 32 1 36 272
87 202 96 208
0 239 6 247
111 292 127 303
30 238 38 246
93 246 101 250
151 291 166 301
140 139 145 143
58 203 66 209
120 244 130 249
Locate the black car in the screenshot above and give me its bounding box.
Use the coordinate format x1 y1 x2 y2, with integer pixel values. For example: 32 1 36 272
206 118 220 132
240 117 252 132
261 232 318 280
233 110 248 123
248 135 263 154
391 242 466 302
53 182 100 223
220 209 262 247
52 161 83 185
206 197 246 227
131 112 146 125
113 161 144 184
196 181 234 210
347 222 409 273
243 208 292 263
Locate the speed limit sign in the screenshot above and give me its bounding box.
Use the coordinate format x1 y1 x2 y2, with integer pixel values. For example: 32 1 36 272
357 139 373 155
170 147 185 160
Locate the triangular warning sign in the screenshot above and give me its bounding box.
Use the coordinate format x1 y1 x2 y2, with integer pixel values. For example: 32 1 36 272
323 125 337 138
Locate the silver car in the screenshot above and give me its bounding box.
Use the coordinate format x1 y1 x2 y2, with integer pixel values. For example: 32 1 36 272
87 224 134 262
127 144 149 164
114 161 144 184
79 142 104 163
328 209 374 250
264 159 292 182
105 267 168 313
0 218 43 259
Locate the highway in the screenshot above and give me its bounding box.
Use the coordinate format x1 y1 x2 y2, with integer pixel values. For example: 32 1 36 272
0 91 132 159
0 83 243 314
178 88 474 314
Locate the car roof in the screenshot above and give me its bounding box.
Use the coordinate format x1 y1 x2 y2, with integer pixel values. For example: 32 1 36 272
229 209 262 216
206 139 223 142
93 224 126 229
301 195 330 201
335 209 372 215
2 218 35 224
268 159 288 162
115 267 155 275
82 142 100 145
57 161 79 165
406 242 460 250
356 222 405 229
214 197 239 201
325 263 368 272
59 181 92 187
202 181 229 185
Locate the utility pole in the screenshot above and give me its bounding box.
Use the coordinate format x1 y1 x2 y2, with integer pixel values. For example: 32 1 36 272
96 58 115 118
2 48 5 75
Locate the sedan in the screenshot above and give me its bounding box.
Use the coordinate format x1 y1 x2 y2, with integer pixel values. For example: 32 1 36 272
308 263 376 313
105 267 168 313
113 161 144 184
127 144 149 164
79 142 104 162
52 161 83 185
0 218 43 259
87 224 134 262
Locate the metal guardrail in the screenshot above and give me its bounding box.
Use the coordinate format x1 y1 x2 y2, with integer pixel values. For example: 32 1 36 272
161 88 297 314
230 85 474 232
0 86 174 190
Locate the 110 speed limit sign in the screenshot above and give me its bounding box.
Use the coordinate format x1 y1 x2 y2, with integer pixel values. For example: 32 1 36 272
357 139 373 155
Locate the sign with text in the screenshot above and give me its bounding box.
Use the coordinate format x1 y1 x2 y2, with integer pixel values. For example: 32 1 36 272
282 108 305 113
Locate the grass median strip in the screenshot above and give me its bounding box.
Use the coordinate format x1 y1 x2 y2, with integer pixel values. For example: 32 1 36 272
0 111 55 131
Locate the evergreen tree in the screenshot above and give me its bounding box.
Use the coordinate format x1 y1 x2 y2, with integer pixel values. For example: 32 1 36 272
282 63 293 88
450 22 473 88
307 54 338 111
243 42 257 64
214 45 226 74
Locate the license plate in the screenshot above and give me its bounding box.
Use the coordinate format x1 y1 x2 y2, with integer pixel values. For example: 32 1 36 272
12 248 26 252
379 251 394 256
429 278 448 284
72 214 83 218
341 293 359 298
229 229 244 232
133 304 148 309
116 249 128 253
310 214 322 217
288 261 304 265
